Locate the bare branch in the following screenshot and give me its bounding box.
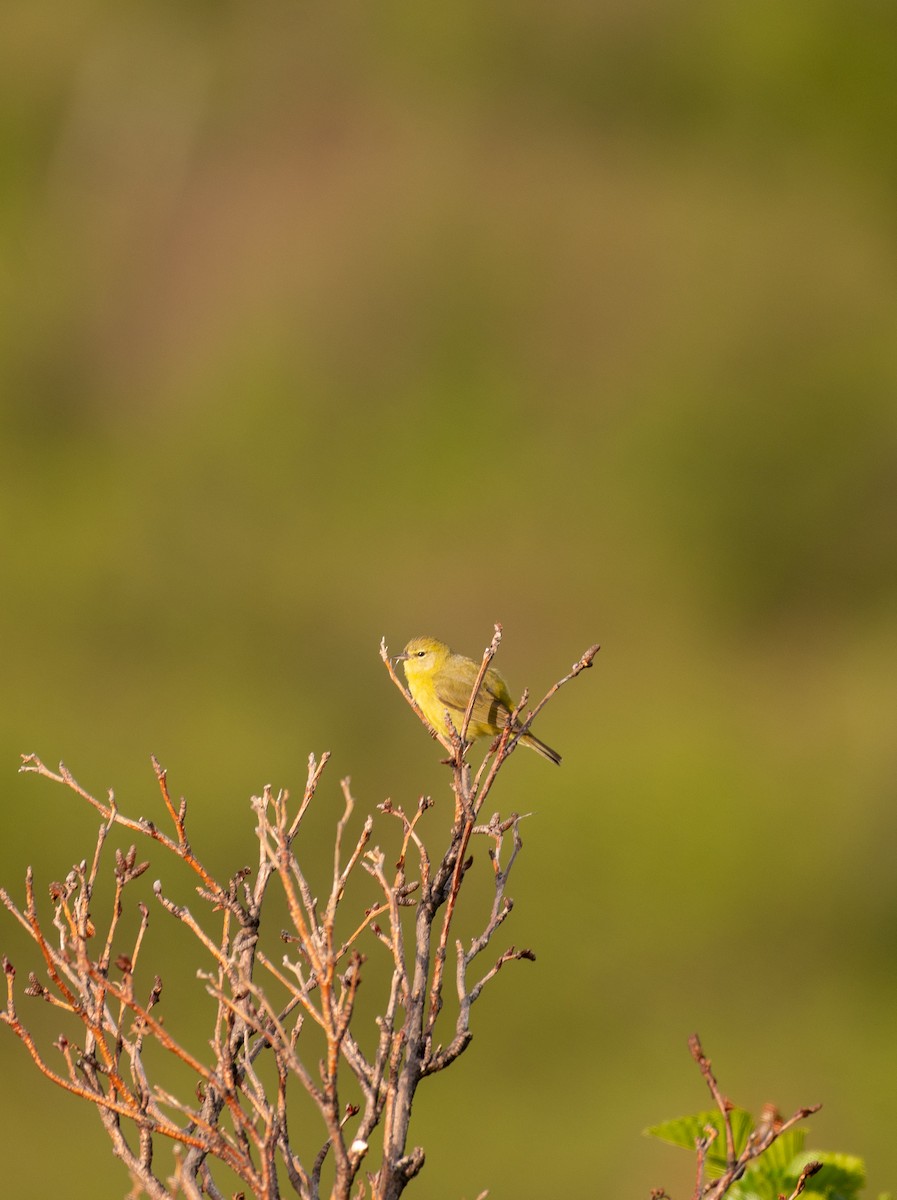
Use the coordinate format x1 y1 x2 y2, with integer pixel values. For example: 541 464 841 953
8 631 598 1200
682 1035 821 1200
459 624 503 751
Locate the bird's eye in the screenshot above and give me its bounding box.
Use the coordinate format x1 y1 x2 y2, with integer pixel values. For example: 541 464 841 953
416 650 426 657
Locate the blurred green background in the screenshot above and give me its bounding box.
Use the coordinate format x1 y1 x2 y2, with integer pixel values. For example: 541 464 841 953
2 1 896 1196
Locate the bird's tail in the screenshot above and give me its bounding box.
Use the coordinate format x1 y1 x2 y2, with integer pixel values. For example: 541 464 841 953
519 730 562 766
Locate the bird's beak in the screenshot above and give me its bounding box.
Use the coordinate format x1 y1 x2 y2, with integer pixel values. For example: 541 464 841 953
392 651 409 665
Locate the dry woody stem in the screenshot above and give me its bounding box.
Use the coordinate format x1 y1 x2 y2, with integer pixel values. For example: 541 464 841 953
2 629 598 1200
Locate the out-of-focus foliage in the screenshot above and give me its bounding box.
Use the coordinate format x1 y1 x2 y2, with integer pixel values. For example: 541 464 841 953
2 2 896 1197
648 1107 878 1200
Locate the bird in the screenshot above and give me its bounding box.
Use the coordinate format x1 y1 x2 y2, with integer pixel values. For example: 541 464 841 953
394 635 561 765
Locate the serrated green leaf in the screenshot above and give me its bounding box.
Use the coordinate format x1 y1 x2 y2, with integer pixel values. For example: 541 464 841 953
645 1111 723 1152
756 1130 807 1170
645 1108 754 1173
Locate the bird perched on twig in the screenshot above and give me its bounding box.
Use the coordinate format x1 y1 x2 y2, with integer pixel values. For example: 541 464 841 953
394 635 561 765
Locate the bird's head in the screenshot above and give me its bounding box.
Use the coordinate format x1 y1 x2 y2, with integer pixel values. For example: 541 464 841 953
394 636 451 681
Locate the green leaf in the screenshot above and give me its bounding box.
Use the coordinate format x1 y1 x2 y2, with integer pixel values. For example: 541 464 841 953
722 1131 809 1200
645 1109 754 1175
785 1151 866 1199
757 1130 808 1171
646 1112 876 1200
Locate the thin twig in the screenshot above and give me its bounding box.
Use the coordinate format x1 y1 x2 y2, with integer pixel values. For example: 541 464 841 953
685 1034 821 1200
459 624 503 753
785 1160 823 1200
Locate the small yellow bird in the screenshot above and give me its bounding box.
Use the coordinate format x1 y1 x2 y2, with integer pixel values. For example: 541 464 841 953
395 635 561 765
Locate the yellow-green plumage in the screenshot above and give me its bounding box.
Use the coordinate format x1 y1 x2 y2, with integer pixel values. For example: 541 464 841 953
396 635 561 765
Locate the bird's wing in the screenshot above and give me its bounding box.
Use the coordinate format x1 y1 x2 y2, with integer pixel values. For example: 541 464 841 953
433 657 480 713
435 659 512 726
